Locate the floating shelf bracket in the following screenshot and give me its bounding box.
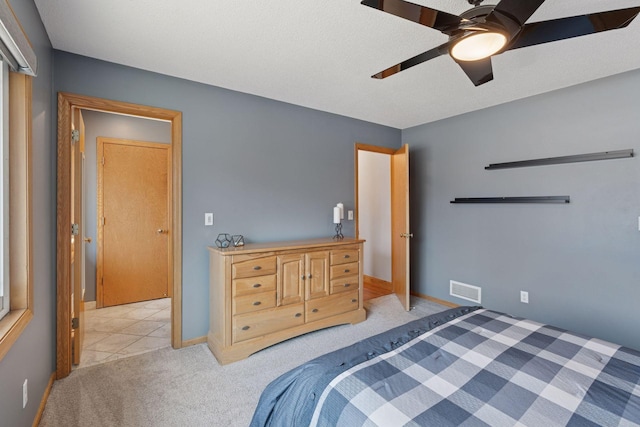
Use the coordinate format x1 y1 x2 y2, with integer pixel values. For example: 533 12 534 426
485 149 633 170
450 196 570 204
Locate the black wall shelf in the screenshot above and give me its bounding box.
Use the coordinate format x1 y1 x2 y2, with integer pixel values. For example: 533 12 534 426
450 196 570 204
485 149 633 170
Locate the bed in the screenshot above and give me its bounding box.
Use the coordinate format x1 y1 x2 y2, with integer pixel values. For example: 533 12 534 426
250 306 640 426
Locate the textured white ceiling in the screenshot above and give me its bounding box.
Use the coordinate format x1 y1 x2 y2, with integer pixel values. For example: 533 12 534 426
35 0 640 129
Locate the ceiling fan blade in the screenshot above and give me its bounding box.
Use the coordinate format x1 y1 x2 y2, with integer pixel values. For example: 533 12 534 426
489 0 546 26
508 7 640 50
455 58 494 86
372 43 449 79
361 0 463 35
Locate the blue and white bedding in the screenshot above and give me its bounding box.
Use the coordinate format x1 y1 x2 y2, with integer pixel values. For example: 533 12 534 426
250 306 640 427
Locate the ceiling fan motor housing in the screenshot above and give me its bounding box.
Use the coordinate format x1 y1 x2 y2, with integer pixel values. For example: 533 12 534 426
451 5 522 59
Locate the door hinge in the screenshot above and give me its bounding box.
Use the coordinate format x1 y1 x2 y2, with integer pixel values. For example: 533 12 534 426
101 156 105 166
71 129 80 143
71 223 79 235
71 317 79 329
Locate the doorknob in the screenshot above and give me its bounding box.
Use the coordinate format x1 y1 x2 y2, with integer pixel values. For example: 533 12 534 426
83 237 92 243
157 229 167 234
400 233 414 238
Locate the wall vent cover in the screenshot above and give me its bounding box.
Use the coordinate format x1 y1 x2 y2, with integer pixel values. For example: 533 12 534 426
450 280 481 304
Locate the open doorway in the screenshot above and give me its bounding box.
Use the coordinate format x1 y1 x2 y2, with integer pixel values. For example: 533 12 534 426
78 113 173 368
356 147 392 299
355 143 411 310
56 93 182 379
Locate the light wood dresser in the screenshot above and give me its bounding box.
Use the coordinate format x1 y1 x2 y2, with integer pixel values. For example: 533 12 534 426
207 238 366 364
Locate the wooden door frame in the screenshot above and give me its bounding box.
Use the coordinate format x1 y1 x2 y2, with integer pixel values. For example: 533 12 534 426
354 143 409 307
354 143 396 289
56 92 182 379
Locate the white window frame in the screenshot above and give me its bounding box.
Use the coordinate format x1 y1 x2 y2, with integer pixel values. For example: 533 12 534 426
0 59 9 320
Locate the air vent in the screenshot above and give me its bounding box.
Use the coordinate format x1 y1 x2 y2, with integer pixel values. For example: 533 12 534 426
450 280 481 304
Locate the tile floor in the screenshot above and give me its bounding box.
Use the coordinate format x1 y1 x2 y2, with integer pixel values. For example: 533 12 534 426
78 298 171 369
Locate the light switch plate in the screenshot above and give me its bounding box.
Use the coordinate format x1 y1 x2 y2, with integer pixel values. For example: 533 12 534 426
205 213 213 226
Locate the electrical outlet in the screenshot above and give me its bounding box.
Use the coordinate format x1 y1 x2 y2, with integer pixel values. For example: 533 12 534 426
520 291 529 304
205 213 213 226
22 379 28 408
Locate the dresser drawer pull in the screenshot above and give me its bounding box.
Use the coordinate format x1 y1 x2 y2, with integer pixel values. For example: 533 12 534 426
253 266 262 271
253 283 262 288
253 301 261 306
312 308 319 313
343 283 351 287
295 313 302 318
343 255 350 259
344 269 350 273
242 326 250 331
351 299 357 303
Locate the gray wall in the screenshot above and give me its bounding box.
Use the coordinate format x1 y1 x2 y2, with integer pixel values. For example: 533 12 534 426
403 68 640 350
53 51 401 340
0 1 55 426
81 110 171 302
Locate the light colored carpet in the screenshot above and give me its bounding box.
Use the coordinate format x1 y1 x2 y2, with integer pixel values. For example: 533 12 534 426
40 295 449 427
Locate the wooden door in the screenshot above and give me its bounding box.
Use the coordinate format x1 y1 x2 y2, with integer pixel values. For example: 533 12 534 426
391 144 411 311
97 138 171 307
277 254 304 306
305 251 329 300
71 108 86 364
56 93 182 380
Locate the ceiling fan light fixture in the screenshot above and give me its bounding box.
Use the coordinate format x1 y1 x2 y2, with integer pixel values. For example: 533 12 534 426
450 31 508 61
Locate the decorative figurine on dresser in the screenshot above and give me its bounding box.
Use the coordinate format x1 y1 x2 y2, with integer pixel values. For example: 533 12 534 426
207 238 365 364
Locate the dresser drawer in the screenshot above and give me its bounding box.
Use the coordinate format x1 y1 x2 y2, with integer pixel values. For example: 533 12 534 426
330 262 359 280
306 290 359 323
233 291 276 315
330 275 359 294
233 303 305 343
330 248 359 265
232 256 277 279
233 274 276 297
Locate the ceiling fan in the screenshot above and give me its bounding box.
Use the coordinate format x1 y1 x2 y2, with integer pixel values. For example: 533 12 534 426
361 0 640 86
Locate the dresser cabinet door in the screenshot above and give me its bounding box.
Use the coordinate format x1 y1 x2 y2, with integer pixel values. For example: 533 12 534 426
277 254 304 306
305 251 330 300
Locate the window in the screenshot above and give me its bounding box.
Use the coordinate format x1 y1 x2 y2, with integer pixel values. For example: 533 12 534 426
0 0 37 362
0 68 32 362
0 60 8 321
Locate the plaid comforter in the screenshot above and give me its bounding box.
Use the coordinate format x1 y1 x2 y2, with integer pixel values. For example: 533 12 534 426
310 309 640 426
